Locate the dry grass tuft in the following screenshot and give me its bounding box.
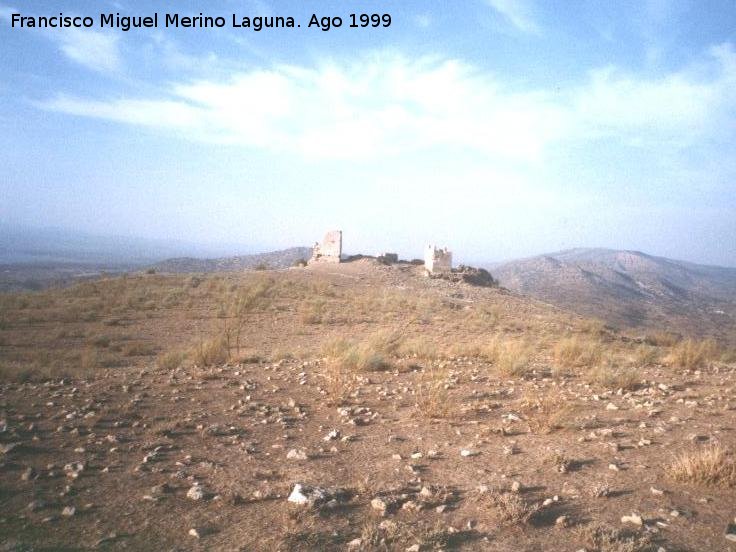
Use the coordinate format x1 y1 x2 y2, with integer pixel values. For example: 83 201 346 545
644 331 680 347
320 330 402 373
157 350 186 371
575 522 654 552
191 335 229 367
414 366 452 418
553 335 603 369
483 336 533 378
585 363 640 390
521 393 576 434
322 359 354 406
666 444 736 487
664 338 720 369
482 490 539 526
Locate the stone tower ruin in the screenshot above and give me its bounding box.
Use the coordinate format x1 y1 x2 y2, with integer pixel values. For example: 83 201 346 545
309 230 342 264
424 245 452 276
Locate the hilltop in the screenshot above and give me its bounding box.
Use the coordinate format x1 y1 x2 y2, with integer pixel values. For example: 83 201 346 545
1 258 735 550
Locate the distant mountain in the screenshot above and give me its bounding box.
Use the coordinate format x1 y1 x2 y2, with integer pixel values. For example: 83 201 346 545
492 248 736 338
0 224 310 291
151 247 312 273
0 224 252 265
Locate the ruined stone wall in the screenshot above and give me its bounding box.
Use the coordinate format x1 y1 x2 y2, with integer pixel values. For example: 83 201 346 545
424 245 452 275
309 230 342 264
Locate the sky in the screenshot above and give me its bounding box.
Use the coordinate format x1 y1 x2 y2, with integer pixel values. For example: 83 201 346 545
1 0 735 266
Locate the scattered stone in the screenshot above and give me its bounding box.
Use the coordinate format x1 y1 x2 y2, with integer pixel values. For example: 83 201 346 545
27 500 46 512
187 485 206 501
323 429 340 441
61 506 76 517
650 487 665 496
287 484 348 508
371 497 389 515
0 442 20 454
460 449 479 457
189 527 210 539
286 448 308 461
555 515 568 527
510 481 522 493
726 520 736 542
621 513 643 526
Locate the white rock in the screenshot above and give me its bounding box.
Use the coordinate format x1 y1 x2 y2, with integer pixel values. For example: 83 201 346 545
187 485 206 501
621 513 643 525
286 448 308 460
460 449 479 457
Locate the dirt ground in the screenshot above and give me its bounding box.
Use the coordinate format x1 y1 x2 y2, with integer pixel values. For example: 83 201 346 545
1 260 735 551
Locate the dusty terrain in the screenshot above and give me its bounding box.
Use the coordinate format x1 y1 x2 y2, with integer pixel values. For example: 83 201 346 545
1 259 735 551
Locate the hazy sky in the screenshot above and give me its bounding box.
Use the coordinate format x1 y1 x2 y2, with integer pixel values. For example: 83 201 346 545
1 0 735 265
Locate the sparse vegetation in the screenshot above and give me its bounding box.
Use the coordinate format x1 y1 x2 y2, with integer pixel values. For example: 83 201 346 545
664 338 720 369
414 365 452 418
553 335 604 368
667 444 736 487
482 336 534 377
0 260 734 551
586 362 640 390
191 335 229 366
157 350 185 370
575 523 655 552
481 490 539 526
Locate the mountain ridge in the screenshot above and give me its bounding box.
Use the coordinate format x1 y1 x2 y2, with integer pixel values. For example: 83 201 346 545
492 247 736 340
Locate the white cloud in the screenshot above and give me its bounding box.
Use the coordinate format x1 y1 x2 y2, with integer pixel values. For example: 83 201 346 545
57 29 122 73
485 0 540 34
38 44 736 161
0 4 17 21
40 54 565 160
571 43 736 144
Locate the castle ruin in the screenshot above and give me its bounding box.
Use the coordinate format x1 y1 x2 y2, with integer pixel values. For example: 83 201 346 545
424 245 452 276
309 230 342 264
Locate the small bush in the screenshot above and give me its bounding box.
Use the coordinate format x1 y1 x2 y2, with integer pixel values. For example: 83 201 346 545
644 331 680 347
320 331 398 373
414 366 452 418
88 334 111 348
586 363 640 390
553 335 603 368
483 337 533 377
158 351 185 370
191 335 229 367
667 444 736 487
575 522 654 552
521 393 575 434
664 338 719 369
631 344 658 367
122 341 158 357
482 490 539 526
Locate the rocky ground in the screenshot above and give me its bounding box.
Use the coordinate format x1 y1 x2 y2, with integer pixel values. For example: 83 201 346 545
1 260 735 551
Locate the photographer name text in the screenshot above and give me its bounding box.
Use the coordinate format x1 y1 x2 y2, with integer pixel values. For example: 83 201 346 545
8 12 392 32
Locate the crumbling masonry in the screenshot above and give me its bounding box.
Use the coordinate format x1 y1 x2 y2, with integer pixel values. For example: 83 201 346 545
309 230 342 264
